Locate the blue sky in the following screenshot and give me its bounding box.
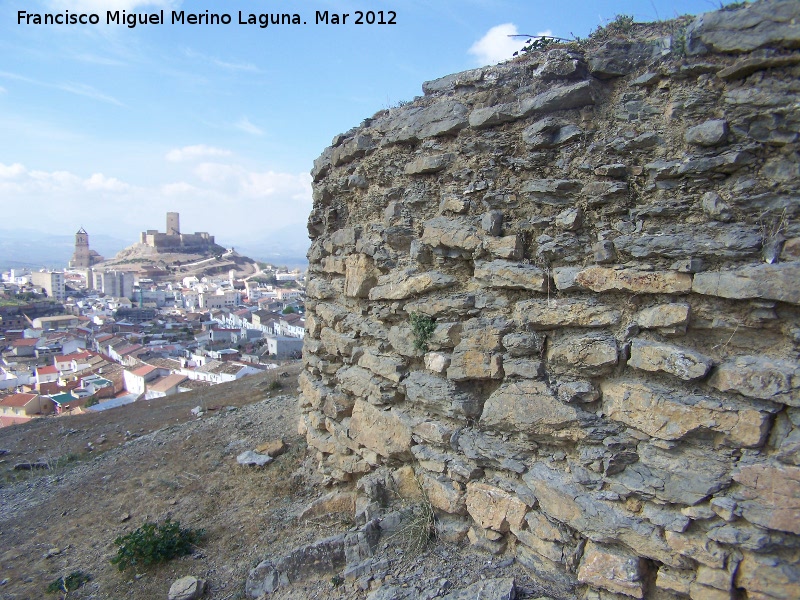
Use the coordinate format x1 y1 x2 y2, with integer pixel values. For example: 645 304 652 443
0 0 723 248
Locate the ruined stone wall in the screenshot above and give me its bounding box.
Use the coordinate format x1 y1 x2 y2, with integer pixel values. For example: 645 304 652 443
300 1 800 598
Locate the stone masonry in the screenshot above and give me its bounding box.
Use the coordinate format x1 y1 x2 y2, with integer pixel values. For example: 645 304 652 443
300 1 800 598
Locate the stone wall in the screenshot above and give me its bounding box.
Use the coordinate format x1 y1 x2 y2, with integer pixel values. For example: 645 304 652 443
300 1 800 598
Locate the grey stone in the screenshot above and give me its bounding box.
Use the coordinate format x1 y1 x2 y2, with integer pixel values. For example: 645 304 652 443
481 378 596 441
516 298 621 330
481 210 503 236
369 269 458 301
556 207 583 231
592 241 616 263
168 576 206 600
473 260 548 291
709 355 800 406
614 224 762 260
628 338 714 381
404 371 482 418
693 263 800 305
236 451 272 467
718 53 800 81
609 442 732 506
439 577 516 600
685 119 729 146
405 153 453 175
686 0 800 54
547 334 619 376
701 192 733 221
382 100 470 143
589 40 668 78
502 332 546 357
522 462 686 567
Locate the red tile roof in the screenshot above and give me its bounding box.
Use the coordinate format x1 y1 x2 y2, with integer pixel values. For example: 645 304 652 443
131 365 157 377
12 338 38 347
0 393 38 407
36 365 59 375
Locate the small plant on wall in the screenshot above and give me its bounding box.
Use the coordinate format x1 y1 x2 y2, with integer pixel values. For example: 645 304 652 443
409 312 436 352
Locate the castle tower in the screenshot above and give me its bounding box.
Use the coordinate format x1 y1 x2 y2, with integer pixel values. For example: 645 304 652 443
166 212 180 236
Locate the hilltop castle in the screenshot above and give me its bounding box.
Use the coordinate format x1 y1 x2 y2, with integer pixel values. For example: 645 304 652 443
140 212 216 253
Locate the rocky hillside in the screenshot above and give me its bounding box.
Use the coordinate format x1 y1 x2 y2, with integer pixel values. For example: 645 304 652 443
299 1 800 599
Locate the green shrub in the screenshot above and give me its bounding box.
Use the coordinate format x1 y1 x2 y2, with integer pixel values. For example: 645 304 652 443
409 313 436 352
110 519 204 571
46 571 91 594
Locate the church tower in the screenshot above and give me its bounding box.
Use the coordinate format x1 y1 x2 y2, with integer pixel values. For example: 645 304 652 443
69 227 104 269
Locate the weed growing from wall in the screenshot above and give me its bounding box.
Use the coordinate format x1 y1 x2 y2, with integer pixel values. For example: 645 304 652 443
409 313 436 352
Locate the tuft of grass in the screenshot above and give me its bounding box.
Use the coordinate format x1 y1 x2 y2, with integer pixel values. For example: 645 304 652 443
110 518 205 571
46 571 91 595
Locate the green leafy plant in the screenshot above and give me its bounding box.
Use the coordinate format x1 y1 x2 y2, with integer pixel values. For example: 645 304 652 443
47 571 91 595
110 519 204 571
409 312 436 352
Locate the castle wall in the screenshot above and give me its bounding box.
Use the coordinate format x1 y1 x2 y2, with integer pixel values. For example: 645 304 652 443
300 2 800 598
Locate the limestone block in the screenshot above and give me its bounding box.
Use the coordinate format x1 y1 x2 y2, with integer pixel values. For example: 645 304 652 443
709 355 800 406
516 545 581 598
718 53 800 81
614 224 761 260
686 0 800 54
556 206 583 231
481 379 593 440
735 550 800 600
321 256 346 274
368 269 458 301
314 302 349 327
516 298 621 330
391 465 424 501
665 531 728 568
685 119 729 146
420 473 466 515
553 266 584 291
546 334 619 376
601 379 769 447
689 583 734 600
502 332 545 357
344 254 378 298
473 260 548 291
349 400 414 458
320 328 357 357
521 178 582 205
522 463 683 567
577 541 646 598
558 380 601 404
502 357 545 379
306 278 339 299
465 482 527 532
693 263 800 305
336 365 400 405
404 153 453 175
424 351 450 373
382 100 470 143
412 420 454 445
634 303 690 332
421 217 483 255
512 528 566 563
733 462 800 534
656 566 695 595
358 349 406 383
611 442 732 506
484 235 523 260
481 210 503 236
523 510 573 543
322 392 356 420
447 318 510 381
403 370 482 418
575 267 692 294
628 338 713 381
331 134 374 166
696 564 735 591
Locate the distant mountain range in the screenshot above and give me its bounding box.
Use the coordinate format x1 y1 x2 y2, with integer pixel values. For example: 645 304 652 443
0 226 310 272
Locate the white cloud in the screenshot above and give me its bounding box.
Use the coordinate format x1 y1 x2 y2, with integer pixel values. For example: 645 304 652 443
468 24 553 65
0 160 312 242
165 145 232 162
235 117 264 136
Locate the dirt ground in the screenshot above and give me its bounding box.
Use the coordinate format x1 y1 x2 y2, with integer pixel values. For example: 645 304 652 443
0 364 550 600
0 364 340 600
